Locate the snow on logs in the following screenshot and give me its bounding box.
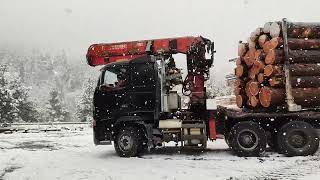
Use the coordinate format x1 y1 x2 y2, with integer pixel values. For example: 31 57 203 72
235 20 320 110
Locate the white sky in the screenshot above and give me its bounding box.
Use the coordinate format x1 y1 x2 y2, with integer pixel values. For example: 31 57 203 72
1 0 320 79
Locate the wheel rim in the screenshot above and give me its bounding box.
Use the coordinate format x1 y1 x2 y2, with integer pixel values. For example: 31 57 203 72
119 135 133 151
288 130 307 148
237 129 259 150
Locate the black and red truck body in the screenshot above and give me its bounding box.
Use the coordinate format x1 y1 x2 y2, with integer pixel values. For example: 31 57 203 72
86 36 319 157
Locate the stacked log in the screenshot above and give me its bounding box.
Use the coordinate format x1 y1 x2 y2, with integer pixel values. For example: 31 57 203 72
235 20 320 110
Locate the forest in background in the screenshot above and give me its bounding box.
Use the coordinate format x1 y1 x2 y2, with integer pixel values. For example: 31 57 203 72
0 48 231 123
0 47 98 123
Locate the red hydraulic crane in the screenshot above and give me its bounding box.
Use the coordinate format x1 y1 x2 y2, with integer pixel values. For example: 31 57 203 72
86 36 214 113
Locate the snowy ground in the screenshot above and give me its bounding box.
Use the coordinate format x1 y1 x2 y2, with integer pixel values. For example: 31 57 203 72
0 127 319 180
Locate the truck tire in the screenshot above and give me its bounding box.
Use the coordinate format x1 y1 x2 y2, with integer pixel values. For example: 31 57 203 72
277 121 319 156
230 121 267 157
114 126 142 157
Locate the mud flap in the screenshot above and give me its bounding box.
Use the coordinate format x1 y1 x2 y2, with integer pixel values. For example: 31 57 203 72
145 124 154 151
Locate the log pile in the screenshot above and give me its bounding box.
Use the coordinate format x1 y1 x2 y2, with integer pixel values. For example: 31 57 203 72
235 20 320 110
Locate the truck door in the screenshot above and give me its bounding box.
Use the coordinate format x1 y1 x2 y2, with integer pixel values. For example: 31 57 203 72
94 64 129 121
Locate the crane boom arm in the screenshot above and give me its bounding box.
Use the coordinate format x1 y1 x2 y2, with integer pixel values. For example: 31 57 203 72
86 36 215 112
86 36 213 66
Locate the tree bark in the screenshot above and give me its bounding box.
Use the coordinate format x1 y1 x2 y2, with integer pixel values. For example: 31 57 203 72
259 87 286 108
269 76 320 88
290 64 320 76
264 64 320 77
265 49 320 64
289 50 320 63
292 88 320 107
288 22 320 39
288 38 320 50
259 87 320 108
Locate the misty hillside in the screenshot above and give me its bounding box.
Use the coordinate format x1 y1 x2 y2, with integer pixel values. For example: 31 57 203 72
0 47 99 123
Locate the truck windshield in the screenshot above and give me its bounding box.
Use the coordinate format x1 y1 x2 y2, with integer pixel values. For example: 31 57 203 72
104 70 118 86
101 66 128 89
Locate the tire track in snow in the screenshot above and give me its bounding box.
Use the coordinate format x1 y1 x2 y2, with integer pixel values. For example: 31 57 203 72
0 166 22 180
0 157 22 180
230 152 320 180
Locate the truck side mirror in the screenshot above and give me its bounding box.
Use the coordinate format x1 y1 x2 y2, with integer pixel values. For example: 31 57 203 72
99 84 108 91
99 84 114 91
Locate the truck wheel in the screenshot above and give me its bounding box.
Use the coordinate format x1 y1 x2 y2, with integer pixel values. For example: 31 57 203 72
114 126 142 157
231 121 267 157
277 121 319 156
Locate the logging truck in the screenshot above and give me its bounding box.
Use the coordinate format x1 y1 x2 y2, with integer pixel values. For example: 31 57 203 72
87 19 320 158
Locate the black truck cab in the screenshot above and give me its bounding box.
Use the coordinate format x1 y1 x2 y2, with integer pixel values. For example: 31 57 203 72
93 56 160 145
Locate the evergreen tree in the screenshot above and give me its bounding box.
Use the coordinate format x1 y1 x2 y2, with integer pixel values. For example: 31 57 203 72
0 65 38 123
76 79 95 122
46 89 70 122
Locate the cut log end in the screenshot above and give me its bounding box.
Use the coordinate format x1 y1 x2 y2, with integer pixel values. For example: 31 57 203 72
270 22 281 38
259 87 286 108
263 22 272 33
257 73 265 83
235 65 244 77
265 49 276 65
250 95 260 108
236 95 247 108
248 81 260 96
259 87 272 107
264 65 282 77
258 34 269 48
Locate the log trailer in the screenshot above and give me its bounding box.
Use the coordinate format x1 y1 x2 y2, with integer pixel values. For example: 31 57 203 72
86 35 320 157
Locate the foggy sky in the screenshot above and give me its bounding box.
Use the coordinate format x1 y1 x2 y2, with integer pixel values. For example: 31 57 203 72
1 0 320 79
